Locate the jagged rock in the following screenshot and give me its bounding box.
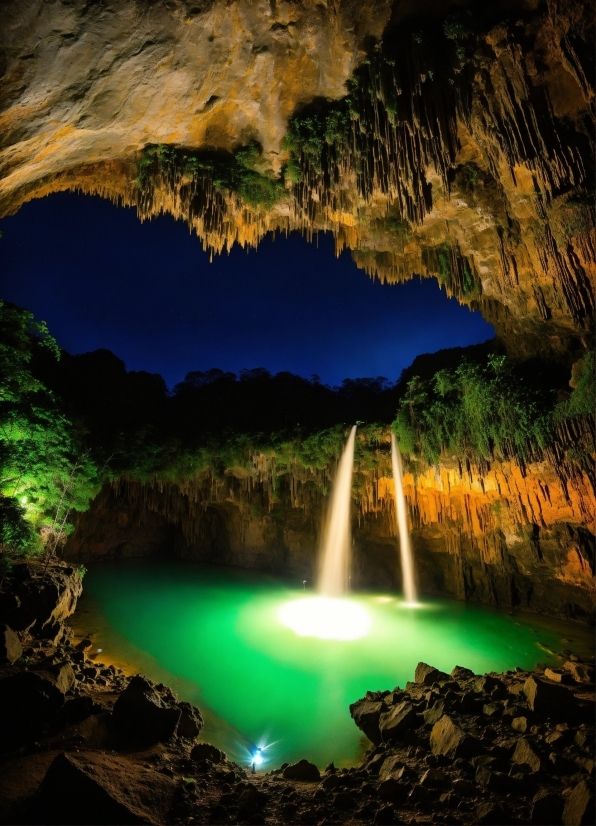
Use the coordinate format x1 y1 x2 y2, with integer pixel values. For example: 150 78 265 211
0 563 82 638
33 750 176 824
378 755 405 782
430 715 479 759
0 624 22 664
58 695 99 724
532 790 564 825
423 700 445 725
512 738 542 772
322 773 341 789
377 779 404 801
282 759 320 781
349 698 384 745
523 676 575 718
415 662 448 686
564 662 594 684
333 791 355 809
112 674 181 743
563 779 595 826
451 665 475 681
544 667 571 684
190 742 226 763
176 701 204 739
379 701 418 741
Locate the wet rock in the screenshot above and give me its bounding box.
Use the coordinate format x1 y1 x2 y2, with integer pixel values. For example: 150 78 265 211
282 759 320 781
350 698 385 745
0 624 22 664
430 715 479 759
112 674 181 743
177 701 204 739
523 676 575 718
415 662 448 686
33 750 176 824
563 779 595 825
532 789 564 824
190 742 225 763
511 738 542 772
379 701 417 741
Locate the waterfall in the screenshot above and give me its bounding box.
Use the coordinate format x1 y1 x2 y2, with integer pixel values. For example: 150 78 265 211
317 425 357 597
391 432 418 604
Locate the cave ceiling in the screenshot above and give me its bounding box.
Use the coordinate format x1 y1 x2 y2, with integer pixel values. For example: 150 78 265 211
1 0 594 359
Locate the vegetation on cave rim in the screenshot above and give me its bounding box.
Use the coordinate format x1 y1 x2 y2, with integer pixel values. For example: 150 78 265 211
392 352 595 469
281 4 589 227
1 302 593 559
0 302 102 558
136 141 286 213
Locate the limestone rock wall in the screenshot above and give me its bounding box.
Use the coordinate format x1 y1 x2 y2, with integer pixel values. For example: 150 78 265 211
64 441 595 621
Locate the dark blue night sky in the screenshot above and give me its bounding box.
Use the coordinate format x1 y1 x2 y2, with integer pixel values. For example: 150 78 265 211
0 193 494 388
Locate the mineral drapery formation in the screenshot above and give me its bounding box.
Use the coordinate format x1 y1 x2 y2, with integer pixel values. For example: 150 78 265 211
1 0 594 355
65 425 595 622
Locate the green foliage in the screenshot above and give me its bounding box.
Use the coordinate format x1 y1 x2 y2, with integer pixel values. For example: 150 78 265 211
392 355 554 464
437 244 452 285
0 495 37 555
554 351 595 419
0 302 101 552
136 141 285 210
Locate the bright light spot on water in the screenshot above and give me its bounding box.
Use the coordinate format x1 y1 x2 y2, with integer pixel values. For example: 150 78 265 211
399 600 425 609
253 753 263 765
278 596 372 640
375 596 393 603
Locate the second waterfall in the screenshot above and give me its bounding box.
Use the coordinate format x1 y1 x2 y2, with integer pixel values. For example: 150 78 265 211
391 432 418 604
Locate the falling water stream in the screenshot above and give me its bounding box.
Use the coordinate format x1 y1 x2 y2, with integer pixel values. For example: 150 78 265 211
317 425 357 597
391 432 418 604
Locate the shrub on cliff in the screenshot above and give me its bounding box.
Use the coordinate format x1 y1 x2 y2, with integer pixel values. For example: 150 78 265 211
392 355 554 464
0 302 101 553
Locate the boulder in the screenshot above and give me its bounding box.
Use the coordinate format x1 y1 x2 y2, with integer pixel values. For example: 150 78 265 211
420 768 448 787
511 716 528 733
564 661 594 684
0 624 22 664
544 667 571 684
378 755 405 782
0 562 82 637
112 675 181 743
430 715 479 759
282 759 320 781
377 779 404 801
563 779 595 826
523 676 575 718
415 662 448 686
532 790 564 825
190 742 226 763
176 701 204 739
451 665 475 680
349 698 384 745
374 804 396 824
511 738 542 772
379 701 417 741
33 750 176 824
423 700 445 726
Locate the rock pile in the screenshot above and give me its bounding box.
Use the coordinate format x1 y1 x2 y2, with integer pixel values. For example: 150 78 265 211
349 661 595 825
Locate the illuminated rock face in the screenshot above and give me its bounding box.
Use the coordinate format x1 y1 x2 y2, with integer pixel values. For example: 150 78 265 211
64 445 595 621
1 0 594 353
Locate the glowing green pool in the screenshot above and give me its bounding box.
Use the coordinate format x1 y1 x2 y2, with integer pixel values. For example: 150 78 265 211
74 560 588 769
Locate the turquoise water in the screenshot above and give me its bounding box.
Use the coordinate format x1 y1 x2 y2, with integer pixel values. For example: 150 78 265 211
75 560 587 769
